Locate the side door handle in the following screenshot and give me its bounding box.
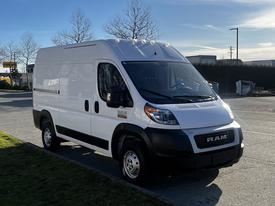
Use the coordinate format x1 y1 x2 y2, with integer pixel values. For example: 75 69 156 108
94 101 99 113
84 100 89 112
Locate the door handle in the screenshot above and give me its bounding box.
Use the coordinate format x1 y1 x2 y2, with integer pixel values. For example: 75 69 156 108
94 101 99 113
84 100 89 112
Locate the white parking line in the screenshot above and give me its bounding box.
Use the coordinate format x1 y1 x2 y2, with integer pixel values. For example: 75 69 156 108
243 130 275 136
233 109 275 115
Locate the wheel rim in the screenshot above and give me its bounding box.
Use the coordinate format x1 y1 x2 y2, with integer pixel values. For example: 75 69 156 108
43 128 52 147
123 150 140 179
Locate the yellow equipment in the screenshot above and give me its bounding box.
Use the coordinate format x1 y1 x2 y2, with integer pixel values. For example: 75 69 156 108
0 76 11 85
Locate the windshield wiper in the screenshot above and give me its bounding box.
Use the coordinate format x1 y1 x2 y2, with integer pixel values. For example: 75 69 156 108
139 88 173 100
139 89 198 103
173 95 216 101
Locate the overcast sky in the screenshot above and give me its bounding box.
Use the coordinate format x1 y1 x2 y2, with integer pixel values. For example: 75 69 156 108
0 0 274 71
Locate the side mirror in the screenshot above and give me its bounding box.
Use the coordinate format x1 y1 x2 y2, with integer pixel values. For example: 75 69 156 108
106 87 124 108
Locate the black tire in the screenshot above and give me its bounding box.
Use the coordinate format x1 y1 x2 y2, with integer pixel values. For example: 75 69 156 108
119 138 149 185
41 119 60 151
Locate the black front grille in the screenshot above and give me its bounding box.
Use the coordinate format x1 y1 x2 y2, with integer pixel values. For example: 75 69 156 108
195 130 235 149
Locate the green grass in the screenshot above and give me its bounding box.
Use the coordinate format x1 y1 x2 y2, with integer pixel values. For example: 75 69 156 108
0 131 168 206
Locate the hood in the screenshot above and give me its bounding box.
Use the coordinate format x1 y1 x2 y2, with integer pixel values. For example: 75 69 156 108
165 100 233 129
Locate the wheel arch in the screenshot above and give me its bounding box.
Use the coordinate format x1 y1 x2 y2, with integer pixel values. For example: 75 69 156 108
40 110 60 139
33 109 54 131
111 123 153 160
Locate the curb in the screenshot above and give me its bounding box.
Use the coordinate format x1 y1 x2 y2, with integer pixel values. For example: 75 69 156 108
25 142 173 206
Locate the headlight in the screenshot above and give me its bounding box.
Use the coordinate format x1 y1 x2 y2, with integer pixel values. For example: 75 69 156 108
223 103 234 120
144 103 179 125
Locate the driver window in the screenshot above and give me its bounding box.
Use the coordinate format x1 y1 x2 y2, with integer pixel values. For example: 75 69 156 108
98 63 133 106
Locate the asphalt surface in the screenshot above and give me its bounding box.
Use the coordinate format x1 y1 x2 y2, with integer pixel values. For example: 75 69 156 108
0 91 274 206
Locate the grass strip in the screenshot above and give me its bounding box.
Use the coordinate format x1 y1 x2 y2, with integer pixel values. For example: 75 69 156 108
0 131 168 206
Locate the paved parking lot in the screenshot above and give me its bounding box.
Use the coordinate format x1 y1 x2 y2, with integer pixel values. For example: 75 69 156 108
0 91 274 206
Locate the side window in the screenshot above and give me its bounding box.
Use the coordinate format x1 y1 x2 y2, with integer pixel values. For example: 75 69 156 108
98 63 133 107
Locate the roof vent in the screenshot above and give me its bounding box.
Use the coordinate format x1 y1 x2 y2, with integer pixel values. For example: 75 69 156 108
164 42 170 47
141 39 147 44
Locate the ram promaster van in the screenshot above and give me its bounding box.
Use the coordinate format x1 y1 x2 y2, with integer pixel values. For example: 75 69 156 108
33 39 243 184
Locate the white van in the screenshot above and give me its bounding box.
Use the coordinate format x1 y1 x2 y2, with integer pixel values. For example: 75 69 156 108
33 39 243 184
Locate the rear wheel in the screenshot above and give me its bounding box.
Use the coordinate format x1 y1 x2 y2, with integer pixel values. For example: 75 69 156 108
41 119 60 151
120 139 149 185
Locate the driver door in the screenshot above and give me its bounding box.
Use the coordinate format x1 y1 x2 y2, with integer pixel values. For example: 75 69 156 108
91 61 133 156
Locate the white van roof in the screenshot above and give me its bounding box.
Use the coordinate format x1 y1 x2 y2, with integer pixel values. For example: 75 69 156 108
36 39 190 64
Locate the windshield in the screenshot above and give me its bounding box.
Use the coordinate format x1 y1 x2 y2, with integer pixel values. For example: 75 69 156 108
122 61 217 104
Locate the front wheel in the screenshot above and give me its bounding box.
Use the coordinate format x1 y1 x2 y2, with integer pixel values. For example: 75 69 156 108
41 119 60 151
120 139 149 185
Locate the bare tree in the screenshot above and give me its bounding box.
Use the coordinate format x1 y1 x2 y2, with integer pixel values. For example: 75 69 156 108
105 0 158 40
0 47 6 62
17 33 39 89
19 32 39 66
52 9 93 45
2 42 20 62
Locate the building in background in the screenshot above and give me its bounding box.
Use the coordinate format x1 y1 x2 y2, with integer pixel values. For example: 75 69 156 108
186 55 217 65
244 60 275 67
19 64 34 89
26 64 34 89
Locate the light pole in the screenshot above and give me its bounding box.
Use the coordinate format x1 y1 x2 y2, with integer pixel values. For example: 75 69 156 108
230 27 239 60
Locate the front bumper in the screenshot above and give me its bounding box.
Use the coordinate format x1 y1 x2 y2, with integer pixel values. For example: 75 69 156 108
145 125 244 170
169 144 243 169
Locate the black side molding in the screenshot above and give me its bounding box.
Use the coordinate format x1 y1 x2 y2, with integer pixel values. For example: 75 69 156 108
56 125 109 150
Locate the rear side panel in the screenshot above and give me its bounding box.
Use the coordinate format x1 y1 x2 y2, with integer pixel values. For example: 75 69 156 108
33 48 62 130
58 63 94 138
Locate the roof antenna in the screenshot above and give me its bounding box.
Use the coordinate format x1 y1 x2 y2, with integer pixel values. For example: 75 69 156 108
154 51 157 55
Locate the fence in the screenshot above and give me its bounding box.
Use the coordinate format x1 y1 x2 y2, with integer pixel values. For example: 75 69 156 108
194 64 275 93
